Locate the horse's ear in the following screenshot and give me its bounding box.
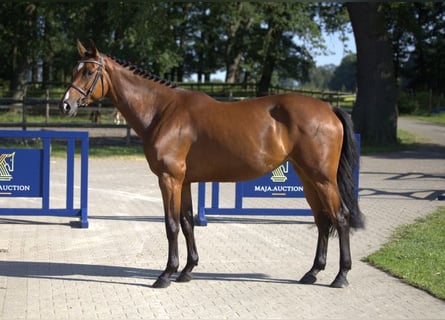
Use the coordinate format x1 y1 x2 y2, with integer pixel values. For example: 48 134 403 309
89 39 100 58
77 39 87 57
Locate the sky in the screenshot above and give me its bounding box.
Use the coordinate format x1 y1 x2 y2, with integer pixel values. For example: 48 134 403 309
315 30 356 67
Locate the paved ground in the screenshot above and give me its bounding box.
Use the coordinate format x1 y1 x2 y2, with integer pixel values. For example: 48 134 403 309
0 118 444 319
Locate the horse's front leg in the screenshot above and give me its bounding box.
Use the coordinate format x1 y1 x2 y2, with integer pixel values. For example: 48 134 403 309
176 182 199 283
153 174 183 289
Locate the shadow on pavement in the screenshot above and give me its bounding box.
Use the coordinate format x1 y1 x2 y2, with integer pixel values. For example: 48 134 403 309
0 260 303 287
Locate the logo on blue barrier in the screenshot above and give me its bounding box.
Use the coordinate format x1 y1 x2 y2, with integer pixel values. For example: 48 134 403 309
271 162 289 182
241 161 305 198
0 149 42 197
0 152 15 181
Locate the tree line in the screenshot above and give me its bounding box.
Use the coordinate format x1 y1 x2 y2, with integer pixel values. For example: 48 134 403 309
1 2 444 144
0 2 349 98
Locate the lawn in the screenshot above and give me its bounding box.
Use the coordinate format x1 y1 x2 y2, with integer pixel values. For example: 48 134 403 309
0 136 144 159
405 112 445 124
365 207 445 300
360 128 423 154
364 117 444 300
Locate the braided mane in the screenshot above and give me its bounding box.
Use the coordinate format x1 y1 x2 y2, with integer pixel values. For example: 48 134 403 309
108 55 177 88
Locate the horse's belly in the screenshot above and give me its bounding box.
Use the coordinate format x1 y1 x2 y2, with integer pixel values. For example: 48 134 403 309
185 111 293 182
185 151 285 183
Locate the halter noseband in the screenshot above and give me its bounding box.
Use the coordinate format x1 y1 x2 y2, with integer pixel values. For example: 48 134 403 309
70 54 104 104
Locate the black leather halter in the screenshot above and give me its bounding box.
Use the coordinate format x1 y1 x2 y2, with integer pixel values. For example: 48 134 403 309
70 54 104 104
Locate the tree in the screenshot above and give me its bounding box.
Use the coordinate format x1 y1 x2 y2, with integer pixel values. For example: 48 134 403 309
220 2 256 83
102 2 183 77
301 64 336 90
186 3 226 83
347 2 398 145
384 2 445 93
0 3 38 99
256 3 321 96
0 2 346 91
329 54 356 92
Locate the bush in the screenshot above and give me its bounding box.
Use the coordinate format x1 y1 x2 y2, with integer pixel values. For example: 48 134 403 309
398 90 444 115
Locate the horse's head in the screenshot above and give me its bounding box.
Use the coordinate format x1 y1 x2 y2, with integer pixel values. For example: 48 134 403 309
60 40 108 116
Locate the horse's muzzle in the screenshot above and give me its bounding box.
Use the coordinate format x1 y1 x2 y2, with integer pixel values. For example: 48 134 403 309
60 99 78 117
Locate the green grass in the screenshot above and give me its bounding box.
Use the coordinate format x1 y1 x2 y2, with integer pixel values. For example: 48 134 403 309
51 142 144 158
365 207 445 300
407 112 445 125
360 128 423 154
359 114 445 154
1 138 144 159
0 109 117 125
87 145 143 158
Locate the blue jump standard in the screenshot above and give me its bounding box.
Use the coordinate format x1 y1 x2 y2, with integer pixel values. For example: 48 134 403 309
0 130 89 228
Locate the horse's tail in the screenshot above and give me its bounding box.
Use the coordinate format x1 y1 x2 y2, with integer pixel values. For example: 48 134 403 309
333 107 365 230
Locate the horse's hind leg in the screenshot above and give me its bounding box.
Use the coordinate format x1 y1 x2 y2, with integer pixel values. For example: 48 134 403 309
330 206 351 288
300 219 331 284
177 182 199 283
298 179 331 285
312 180 352 288
298 173 351 288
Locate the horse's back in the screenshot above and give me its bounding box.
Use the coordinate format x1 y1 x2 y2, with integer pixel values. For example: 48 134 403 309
182 91 337 130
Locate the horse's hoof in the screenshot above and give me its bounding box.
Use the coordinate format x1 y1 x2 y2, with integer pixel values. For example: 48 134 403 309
176 272 193 283
299 273 317 284
152 277 171 289
330 276 349 288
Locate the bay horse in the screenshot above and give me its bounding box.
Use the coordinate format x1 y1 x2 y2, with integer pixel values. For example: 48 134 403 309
60 40 364 289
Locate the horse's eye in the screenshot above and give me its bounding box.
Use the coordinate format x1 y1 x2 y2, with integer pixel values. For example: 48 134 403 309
85 69 94 77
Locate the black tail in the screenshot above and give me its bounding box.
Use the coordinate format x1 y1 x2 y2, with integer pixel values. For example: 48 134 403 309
333 107 365 229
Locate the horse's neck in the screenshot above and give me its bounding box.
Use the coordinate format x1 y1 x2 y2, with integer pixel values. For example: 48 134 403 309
106 65 174 136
